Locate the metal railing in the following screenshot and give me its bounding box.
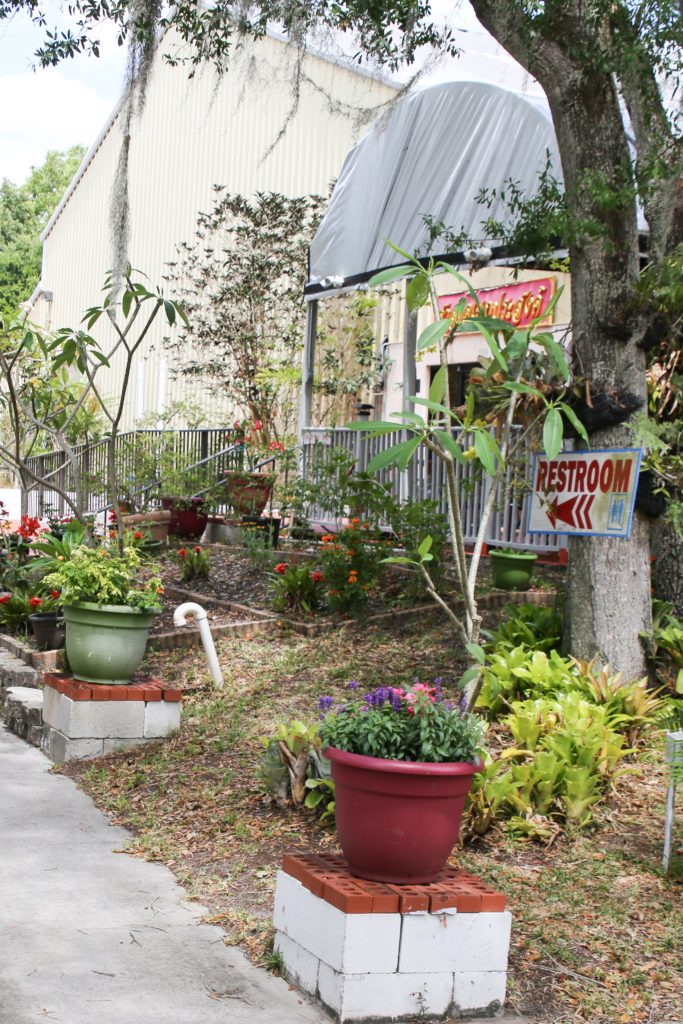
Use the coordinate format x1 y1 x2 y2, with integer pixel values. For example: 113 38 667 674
24 428 243 518
301 426 564 553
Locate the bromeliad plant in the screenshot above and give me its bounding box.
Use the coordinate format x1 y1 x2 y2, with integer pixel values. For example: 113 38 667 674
349 244 587 709
319 681 485 763
270 561 325 615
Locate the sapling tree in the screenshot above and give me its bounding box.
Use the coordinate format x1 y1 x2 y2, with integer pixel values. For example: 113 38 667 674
0 270 187 545
348 243 586 710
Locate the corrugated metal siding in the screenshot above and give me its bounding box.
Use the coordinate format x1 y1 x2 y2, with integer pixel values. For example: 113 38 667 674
38 31 396 431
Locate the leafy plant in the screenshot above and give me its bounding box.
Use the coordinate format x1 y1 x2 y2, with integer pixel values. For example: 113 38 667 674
44 545 162 612
319 681 485 763
304 777 336 822
175 544 210 583
259 720 322 806
642 600 683 695
318 520 389 615
269 561 324 615
482 601 564 654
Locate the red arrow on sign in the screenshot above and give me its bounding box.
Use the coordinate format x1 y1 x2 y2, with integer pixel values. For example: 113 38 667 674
546 494 595 530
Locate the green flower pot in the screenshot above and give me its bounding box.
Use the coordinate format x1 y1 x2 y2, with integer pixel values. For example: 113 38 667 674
63 602 157 685
489 549 538 591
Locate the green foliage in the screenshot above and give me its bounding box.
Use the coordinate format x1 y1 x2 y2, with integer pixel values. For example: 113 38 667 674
270 561 325 615
319 522 389 615
482 601 564 654
175 544 210 583
642 600 683 694
388 498 449 594
30 520 88 573
320 682 485 763
304 777 336 821
241 524 276 570
44 545 162 611
258 720 323 807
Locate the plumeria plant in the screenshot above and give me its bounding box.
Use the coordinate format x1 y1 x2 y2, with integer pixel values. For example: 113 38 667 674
348 244 587 709
319 680 485 763
175 545 210 583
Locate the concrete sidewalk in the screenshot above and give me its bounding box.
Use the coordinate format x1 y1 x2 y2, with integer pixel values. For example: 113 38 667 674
0 727 325 1024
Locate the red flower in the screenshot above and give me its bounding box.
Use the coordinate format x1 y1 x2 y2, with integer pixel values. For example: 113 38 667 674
274 562 287 575
109 510 117 523
134 530 143 540
310 570 323 583
178 548 187 558
18 514 41 539
194 545 202 553
253 420 263 430
28 597 42 607
0 594 10 604
50 590 60 599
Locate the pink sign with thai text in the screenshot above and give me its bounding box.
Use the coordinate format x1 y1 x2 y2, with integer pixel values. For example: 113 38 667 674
437 277 555 330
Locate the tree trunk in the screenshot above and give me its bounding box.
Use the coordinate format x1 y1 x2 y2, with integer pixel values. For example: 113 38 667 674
652 518 683 618
470 0 652 676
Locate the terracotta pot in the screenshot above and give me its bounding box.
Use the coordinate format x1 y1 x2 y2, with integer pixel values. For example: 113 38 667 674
224 471 275 517
325 747 481 883
122 510 171 544
160 497 209 539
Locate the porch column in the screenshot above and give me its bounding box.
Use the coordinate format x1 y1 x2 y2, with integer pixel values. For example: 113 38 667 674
298 298 318 445
401 310 417 503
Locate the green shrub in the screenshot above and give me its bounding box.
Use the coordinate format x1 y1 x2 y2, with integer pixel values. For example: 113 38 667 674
483 601 563 653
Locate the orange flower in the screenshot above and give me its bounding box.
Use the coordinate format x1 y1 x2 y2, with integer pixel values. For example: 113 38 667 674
350 517 360 527
178 548 187 558
134 530 143 540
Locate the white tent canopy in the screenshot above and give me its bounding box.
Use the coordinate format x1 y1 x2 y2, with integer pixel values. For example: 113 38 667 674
306 80 562 295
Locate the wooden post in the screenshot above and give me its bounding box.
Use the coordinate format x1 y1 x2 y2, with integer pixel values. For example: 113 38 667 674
298 299 318 469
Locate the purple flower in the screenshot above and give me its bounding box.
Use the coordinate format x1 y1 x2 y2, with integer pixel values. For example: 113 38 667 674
347 680 360 691
318 695 334 712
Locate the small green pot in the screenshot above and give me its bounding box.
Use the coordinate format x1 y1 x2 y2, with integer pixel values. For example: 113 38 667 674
489 549 538 591
63 602 157 685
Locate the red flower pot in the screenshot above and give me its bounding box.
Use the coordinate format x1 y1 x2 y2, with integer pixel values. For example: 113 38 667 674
325 747 481 884
160 497 209 539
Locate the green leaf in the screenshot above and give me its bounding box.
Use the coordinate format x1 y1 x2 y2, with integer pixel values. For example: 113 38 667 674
396 435 421 471
504 330 530 362
436 263 482 308
417 319 450 352
465 642 486 665
543 407 564 459
163 300 176 326
410 396 454 419
559 402 589 443
121 290 133 319
531 285 562 326
367 439 418 472
386 239 420 265
344 420 402 433
429 365 446 404
383 555 418 566
502 381 544 397
369 264 415 287
417 535 433 558
477 324 508 371
537 333 570 382
390 409 425 426
458 665 481 689
434 429 467 465
474 430 502 475
406 274 431 311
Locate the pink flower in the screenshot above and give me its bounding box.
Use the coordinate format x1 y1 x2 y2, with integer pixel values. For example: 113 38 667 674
253 420 263 430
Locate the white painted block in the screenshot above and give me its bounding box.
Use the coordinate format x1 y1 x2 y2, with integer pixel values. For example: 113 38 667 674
317 962 343 1015
43 690 145 739
41 727 104 763
323 970 454 1022
274 931 320 995
102 737 151 754
399 911 512 973
144 699 181 737
273 871 400 973
452 971 506 1013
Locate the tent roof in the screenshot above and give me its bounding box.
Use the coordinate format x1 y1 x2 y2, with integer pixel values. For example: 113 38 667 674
307 80 562 296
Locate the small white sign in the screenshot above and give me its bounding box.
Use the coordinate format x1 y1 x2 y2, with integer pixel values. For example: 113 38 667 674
528 448 642 539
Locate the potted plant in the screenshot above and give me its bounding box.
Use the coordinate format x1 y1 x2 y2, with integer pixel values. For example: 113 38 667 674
489 547 538 591
319 681 484 883
223 419 279 518
44 545 162 685
28 589 65 650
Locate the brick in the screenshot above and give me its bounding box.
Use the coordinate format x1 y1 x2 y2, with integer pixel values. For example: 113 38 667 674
63 681 92 701
273 871 400 973
452 970 506 1013
105 686 129 701
321 878 373 914
388 885 429 913
480 891 507 912
355 880 399 914
429 885 460 913
162 688 182 702
399 911 512 974
88 686 111 701
273 931 319 995
125 684 151 701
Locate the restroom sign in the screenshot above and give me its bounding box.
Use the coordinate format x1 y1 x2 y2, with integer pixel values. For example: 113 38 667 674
528 448 642 538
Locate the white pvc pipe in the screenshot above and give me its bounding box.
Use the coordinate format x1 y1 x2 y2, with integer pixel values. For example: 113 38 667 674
172 601 224 689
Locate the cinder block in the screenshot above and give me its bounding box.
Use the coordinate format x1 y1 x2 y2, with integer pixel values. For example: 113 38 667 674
144 699 181 738
273 931 320 995
102 737 151 754
42 689 145 738
318 965 454 1022
399 911 512 974
41 727 104 762
452 971 506 1013
273 871 400 973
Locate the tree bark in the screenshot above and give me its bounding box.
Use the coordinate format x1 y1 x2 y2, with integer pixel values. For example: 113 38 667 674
652 518 683 617
470 0 652 675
